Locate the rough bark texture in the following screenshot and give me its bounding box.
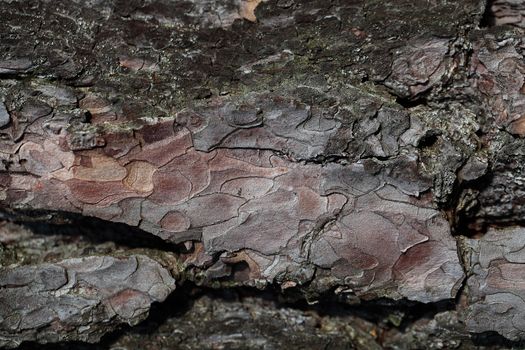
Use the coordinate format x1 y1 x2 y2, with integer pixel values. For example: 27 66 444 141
0 0 525 348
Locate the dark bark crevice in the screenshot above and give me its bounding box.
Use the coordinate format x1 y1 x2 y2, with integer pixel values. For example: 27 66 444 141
480 0 496 27
0 209 183 252
11 283 461 350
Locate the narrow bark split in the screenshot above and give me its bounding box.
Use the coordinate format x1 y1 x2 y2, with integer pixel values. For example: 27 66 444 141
0 0 525 348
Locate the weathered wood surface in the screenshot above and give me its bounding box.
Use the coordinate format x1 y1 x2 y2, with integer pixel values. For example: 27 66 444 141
0 0 524 348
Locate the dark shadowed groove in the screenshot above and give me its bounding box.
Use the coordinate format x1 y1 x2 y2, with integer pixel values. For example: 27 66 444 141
479 0 496 27
448 171 495 237
0 209 182 252
13 283 458 350
472 331 525 348
17 283 522 349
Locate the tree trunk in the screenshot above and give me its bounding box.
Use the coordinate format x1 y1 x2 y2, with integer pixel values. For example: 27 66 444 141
0 0 524 348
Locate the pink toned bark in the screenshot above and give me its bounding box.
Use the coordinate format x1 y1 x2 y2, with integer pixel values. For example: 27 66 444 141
0 112 464 302
0 254 175 348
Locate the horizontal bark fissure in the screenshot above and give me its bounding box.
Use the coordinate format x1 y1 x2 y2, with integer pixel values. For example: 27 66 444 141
0 203 507 349
0 209 181 253
10 282 522 350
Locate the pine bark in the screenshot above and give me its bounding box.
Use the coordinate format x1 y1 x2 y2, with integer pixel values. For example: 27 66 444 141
0 0 524 348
